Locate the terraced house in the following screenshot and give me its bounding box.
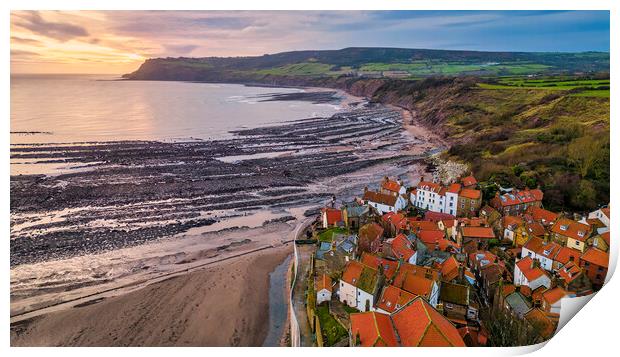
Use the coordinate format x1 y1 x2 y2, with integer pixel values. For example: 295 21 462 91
490 189 544 216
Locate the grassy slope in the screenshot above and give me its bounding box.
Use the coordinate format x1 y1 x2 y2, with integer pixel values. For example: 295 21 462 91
420 82 610 212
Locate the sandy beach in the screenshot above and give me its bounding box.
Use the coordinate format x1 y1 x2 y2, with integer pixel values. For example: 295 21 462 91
11 243 292 347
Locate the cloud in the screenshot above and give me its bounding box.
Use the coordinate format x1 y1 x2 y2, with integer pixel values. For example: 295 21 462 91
13 11 89 41
10 36 41 45
163 44 199 55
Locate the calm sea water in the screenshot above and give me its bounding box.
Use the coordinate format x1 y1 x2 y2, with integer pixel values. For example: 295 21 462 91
10 74 340 144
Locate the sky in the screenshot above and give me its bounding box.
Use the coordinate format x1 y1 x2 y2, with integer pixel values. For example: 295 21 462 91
10 10 610 74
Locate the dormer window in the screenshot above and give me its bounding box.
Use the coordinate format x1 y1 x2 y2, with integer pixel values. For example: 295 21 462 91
560 225 568 231
577 231 585 237
386 301 392 307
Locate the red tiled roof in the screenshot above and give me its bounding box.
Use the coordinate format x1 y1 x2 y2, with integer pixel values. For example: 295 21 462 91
377 285 416 313
523 237 561 259
417 181 441 193
526 206 559 225
410 221 440 232
363 190 398 206
461 176 477 187
601 207 610 219
418 230 445 243
448 183 462 193
460 188 481 200
321 207 342 226
342 260 377 290
502 284 516 297
554 247 581 266
581 247 609 268
359 222 384 242
551 218 591 242
392 298 466 347
542 287 568 306
350 312 398 347
315 273 332 292
393 263 440 286
516 256 547 282
361 252 399 279
493 189 543 207
390 234 416 261
601 231 610 245
558 261 581 284
424 211 455 222
502 215 524 229
526 222 546 237
382 179 402 193
400 274 434 298
441 219 456 229
441 256 460 282
461 226 495 239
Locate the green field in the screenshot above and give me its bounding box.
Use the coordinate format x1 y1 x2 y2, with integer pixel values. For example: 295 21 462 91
477 76 609 97
359 61 551 76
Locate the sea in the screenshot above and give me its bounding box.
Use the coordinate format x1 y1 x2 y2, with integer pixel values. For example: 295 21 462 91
10 74 341 145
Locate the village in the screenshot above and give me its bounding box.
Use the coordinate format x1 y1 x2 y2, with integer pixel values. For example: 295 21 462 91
295 173 611 347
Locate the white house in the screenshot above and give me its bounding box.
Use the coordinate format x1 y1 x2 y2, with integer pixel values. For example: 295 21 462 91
338 260 379 312
521 237 561 272
514 256 552 290
315 273 333 305
542 287 571 315
586 207 610 228
363 188 407 215
411 181 461 216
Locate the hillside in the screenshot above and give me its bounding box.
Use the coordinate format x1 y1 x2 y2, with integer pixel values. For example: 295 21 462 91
123 47 609 80
123 48 610 213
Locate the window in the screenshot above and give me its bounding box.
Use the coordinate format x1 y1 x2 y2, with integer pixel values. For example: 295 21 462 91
575 241 580 246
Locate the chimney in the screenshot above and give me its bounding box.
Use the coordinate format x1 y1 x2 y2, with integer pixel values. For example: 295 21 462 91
364 186 368 192
458 265 464 281
384 176 389 183
569 255 575 262
434 241 440 251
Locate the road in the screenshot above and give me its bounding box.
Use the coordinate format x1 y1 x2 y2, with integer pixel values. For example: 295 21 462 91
289 217 316 347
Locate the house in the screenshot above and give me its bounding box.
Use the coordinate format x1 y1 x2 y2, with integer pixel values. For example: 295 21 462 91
541 287 570 314
588 231 610 252
461 175 478 189
339 260 382 311
321 207 343 228
480 205 502 229
381 211 407 236
579 247 609 290
390 297 466 346
350 297 467 347
557 261 590 293
458 326 488 347
514 257 551 290
315 273 333 305
392 263 440 307
440 256 461 282
502 216 524 242
551 218 591 252
363 188 407 214
458 226 496 253
439 281 478 323
360 252 399 280
349 311 398 347
379 176 407 196
385 233 417 264
525 206 559 227
552 246 581 271
521 236 561 271
411 180 460 216
490 189 543 216
357 222 384 254
375 285 416 314
587 206 610 228
342 202 370 230
457 188 482 218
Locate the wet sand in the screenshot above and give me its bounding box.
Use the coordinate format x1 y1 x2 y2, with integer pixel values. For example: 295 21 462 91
11 243 292 347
